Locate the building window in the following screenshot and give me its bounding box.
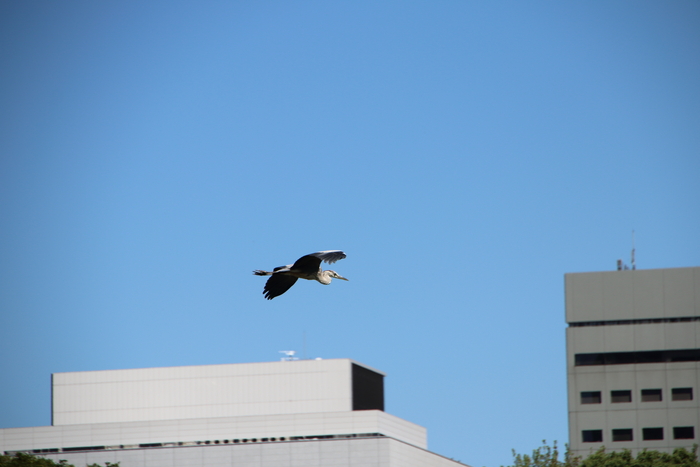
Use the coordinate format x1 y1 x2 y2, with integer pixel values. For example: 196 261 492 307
574 348 700 366
611 390 632 403
672 387 693 401
582 430 603 443
581 391 601 404
612 429 633 442
641 389 662 402
642 428 664 440
673 427 695 440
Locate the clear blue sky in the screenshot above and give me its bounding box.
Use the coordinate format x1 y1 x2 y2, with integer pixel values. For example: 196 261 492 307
1 2 698 466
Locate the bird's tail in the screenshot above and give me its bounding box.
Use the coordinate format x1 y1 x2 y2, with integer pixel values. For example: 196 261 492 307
253 270 272 276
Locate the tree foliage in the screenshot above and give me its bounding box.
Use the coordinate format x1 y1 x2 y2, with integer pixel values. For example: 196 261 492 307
581 446 699 467
0 453 119 467
504 441 700 467
506 440 579 467
0 453 73 467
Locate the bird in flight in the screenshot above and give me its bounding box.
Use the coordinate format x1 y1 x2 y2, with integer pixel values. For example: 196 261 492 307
253 250 348 299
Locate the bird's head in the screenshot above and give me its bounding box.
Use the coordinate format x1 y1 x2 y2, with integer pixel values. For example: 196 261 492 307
327 270 348 281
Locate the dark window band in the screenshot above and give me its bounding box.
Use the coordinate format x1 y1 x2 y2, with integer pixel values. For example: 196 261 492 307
575 349 700 366
569 317 700 327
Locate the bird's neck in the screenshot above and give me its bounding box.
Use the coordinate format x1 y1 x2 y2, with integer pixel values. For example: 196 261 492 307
317 271 332 285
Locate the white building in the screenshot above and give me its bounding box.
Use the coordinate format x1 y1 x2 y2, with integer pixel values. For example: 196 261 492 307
566 266 700 458
1 358 468 466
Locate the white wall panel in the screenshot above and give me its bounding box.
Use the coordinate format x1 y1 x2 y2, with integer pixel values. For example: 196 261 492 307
633 323 664 351
663 268 696 317
0 410 425 454
52 359 368 425
566 272 604 323
632 270 664 320
566 267 699 323
604 325 634 352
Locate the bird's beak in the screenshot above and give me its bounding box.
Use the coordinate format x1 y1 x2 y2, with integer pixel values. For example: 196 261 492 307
338 275 349 281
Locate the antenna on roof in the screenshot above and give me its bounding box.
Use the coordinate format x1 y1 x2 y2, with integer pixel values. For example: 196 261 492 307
279 350 298 361
616 231 636 271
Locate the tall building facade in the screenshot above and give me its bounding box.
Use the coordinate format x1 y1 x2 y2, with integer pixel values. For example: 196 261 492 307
566 267 700 458
1 358 467 466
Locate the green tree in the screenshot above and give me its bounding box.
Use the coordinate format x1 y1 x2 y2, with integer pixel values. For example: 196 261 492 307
504 441 700 467
0 453 73 467
580 446 699 467
0 453 119 467
505 440 580 467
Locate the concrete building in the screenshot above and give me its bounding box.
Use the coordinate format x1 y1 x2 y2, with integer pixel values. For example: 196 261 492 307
566 266 700 458
1 358 467 466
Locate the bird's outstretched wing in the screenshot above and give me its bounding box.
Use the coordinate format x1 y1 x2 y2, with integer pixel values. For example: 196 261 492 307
312 250 346 264
263 275 298 300
291 250 346 273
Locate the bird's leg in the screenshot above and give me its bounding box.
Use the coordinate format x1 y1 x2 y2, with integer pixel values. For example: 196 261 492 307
253 270 273 276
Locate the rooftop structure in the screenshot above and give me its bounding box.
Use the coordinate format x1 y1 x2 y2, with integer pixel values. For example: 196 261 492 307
1 358 468 466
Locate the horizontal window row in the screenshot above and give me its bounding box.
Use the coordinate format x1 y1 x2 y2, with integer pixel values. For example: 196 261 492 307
581 387 693 404
9 433 387 456
575 349 700 366
582 426 695 443
570 317 700 328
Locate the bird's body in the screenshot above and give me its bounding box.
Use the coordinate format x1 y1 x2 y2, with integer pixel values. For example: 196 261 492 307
253 250 348 300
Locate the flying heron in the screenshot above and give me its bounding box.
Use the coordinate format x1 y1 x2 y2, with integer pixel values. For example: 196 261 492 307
253 250 348 299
